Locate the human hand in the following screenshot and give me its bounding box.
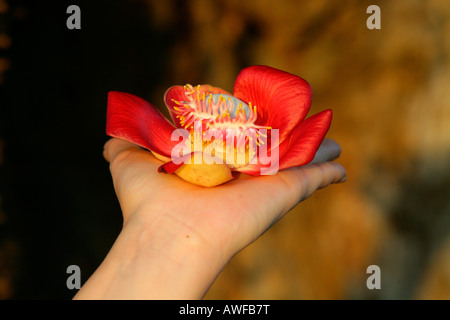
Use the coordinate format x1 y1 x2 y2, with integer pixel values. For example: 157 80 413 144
74 137 345 299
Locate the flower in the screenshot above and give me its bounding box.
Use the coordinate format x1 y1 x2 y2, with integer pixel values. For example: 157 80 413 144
106 65 332 187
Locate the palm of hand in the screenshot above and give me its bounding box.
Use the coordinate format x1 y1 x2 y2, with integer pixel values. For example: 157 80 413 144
104 138 345 260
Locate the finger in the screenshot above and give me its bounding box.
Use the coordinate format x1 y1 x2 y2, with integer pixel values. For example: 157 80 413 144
302 161 347 189
278 161 346 210
310 138 342 164
227 160 346 245
103 138 142 163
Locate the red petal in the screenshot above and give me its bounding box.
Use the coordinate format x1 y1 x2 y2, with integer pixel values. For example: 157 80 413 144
277 109 332 170
106 91 178 158
158 161 183 173
236 109 332 175
233 65 312 143
158 152 195 173
164 85 231 128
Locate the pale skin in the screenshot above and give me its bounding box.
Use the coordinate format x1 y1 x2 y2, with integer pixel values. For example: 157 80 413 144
74 138 346 299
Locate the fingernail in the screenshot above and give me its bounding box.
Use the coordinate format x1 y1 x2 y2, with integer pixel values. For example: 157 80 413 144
338 176 347 183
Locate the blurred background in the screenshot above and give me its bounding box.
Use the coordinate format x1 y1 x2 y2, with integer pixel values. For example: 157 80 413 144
0 0 449 299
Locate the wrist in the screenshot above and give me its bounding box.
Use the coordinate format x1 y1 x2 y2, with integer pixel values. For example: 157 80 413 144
75 208 228 299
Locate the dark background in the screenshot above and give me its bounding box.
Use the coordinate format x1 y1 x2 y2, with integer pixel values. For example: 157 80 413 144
0 0 164 299
1 0 449 299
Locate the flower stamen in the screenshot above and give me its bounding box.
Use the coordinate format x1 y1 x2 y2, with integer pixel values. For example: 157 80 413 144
171 84 271 167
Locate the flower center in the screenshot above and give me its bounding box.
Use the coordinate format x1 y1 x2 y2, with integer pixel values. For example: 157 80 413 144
171 84 270 168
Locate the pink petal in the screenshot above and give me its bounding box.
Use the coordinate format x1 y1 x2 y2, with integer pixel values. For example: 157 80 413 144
164 85 231 128
233 65 312 144
106 91 178 158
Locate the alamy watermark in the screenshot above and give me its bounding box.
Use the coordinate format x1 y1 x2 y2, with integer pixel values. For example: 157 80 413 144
366 265 381 290
66 5 81 30
66 264 81 290
366 5 381 30
67 5 380 31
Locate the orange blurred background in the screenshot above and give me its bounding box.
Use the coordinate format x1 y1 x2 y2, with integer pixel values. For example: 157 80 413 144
0 0 449 299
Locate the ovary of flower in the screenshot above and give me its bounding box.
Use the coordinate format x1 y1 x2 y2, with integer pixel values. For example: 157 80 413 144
170 120 279 174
